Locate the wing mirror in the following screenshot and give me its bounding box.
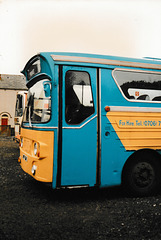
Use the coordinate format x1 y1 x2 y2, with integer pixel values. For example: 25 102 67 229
43 81 51 97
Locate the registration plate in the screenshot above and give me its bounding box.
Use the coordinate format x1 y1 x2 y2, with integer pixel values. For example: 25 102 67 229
23 154 28 162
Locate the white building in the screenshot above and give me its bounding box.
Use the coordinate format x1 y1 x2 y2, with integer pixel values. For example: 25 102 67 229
0 74 27 136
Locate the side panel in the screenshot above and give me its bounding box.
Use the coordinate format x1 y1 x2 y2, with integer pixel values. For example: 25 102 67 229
100 68 132 187
20 128 54 182
107 111 161 151
100 67 161 187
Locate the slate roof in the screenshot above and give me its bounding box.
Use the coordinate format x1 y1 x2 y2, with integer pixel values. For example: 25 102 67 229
0 74 27 90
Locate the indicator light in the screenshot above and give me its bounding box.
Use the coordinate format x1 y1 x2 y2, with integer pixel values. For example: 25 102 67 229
105 106 110 112
20 138 23 147
34 142 38 156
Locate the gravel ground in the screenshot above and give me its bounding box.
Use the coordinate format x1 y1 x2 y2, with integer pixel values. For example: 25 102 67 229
1 136 161 240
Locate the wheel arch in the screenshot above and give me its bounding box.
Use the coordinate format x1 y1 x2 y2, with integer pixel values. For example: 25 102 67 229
121 148 161 184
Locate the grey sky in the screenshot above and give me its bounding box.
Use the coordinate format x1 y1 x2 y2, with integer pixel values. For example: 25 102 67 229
0 0 161 74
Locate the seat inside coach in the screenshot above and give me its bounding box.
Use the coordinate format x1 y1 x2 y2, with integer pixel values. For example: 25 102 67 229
152 96 161 101
127 88 161 101
137 95 150 100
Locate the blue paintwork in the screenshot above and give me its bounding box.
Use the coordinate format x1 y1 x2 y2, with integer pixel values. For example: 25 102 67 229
40 52 161 66
61 66 97 187
21 52 161 189
100 68 133 187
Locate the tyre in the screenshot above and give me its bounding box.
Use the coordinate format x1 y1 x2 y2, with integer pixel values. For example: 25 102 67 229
123 151 161 196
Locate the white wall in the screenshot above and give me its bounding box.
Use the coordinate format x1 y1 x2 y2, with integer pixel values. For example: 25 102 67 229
0 89 17 128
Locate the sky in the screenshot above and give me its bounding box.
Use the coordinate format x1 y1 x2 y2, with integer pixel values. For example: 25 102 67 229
0 0 161 75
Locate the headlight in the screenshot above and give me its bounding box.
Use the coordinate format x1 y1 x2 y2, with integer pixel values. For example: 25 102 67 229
34 142 38 156
31 164 37 175
21 138 23 148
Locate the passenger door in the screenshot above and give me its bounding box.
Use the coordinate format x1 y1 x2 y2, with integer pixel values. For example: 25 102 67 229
58 66 97 187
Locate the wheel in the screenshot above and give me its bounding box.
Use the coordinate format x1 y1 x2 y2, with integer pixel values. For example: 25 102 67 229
123 151 161 196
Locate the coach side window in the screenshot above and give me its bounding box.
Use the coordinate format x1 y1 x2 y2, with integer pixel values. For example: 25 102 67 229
113 69 161 102
65 71 94 124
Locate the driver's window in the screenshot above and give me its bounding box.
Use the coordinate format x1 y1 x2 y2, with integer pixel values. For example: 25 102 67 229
65 70 94 124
